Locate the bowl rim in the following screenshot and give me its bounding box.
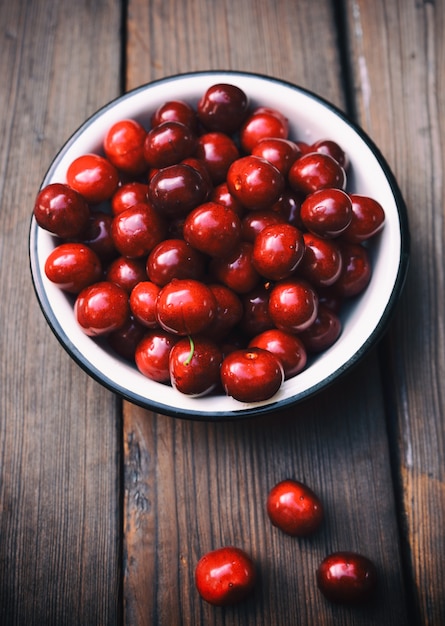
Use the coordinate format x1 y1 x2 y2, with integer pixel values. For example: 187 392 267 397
29 70 410 421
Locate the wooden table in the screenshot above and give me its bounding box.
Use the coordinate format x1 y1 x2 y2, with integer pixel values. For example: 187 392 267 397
1 1 443 624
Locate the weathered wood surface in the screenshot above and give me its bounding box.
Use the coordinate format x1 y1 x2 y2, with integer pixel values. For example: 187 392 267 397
0 0 443 624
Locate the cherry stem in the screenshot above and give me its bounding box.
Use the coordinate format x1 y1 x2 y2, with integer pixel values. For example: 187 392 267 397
184 335 195 365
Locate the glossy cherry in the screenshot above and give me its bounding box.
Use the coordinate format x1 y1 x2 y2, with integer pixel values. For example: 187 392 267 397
342 194 386 243
111 202 166 258
194 131 240 185
197 83 249 134
107 316 146 361
183 201 242 258
150 99 198 131
240 110 289 153
268 279 318 333
111 181 149 216
335 242 372 297
143 121 196 168
316 551 378 604
66 153 119 204
227 155 285 211
148 163 208 218
288 152 346 195
44 243 102 294
252 223 305 281
156 278 217 335
103 118 148 175
74 281 129 336
204 283 243 340
106 256 147 293
77 211 117 261
300 188 352 238
210 182 245 218
251 137 301 175
299 232 343 287
266 479 324 535
241 210 286 243
195 546 256 606
146 238 205 286
311 138 349 170
249 329 307 379
135 330 178 383
210 241 260 294
220 347 284 402
34 182 90 238
299 305 342 353
129 281 160 328
169 336 222 396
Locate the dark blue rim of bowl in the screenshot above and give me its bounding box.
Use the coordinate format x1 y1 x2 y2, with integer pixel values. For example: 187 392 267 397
29 70 410 421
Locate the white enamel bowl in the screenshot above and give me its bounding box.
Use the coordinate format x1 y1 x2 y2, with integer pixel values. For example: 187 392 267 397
29 71 410 420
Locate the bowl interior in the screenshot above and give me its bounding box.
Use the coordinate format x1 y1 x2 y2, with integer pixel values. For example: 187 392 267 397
29 71 409 419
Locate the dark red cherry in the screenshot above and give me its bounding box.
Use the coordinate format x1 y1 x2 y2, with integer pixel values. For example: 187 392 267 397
299 232 343 287
148 163 208 218
252 223 305 281
268 279 318 333
156 279 217 336
44 243 102 294
210 241 260 294
341 194 385 243
204 284 243 340
169 336 222 396
194 132 240 185
106 256 147 293
288 152 346 195
74 281 129 336
226 155 285 210
197 83 249 134
107 315 146 361
300 188 352 238
76 211 117 261
240 283 274 338
183 201 242 258
210 182 245 218
146 238 206 286
249 329 307 379
220 348 284 402
143 121 196 168
129 281 160 328
266 479 324 535
103 118 148 176
151 99 198 132
311 139 349 170
241 210 286 243
111 202 166 258
316 551 378 604
111 182 149 216
135 330 179 383
34 183 90 238
240 111 289 153
299 305 342 353
335 242 372 297
251 137 301 175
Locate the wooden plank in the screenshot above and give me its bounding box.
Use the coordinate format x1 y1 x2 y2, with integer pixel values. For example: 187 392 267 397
0 1 122 624
123 1 409 624
344 1 445 624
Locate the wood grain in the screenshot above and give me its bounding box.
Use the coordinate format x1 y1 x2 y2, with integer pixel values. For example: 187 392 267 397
123 1 409 624
345 0 445 624
0 1 122 624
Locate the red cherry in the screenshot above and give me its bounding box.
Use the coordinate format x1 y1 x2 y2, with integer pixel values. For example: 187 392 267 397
342 194 385 243
240 284 274 338
111 182 149 216
204 284 243 340
251 137 301 175
44 243 102 294
335 242 372 297
76 211 117 261
66 153 119 204
266 479 324 536
169 336 222 396
300 188 352 238
288 152 346 195
74 281 129 336
241 210 286 243
143 121 196 168
150 99 198 132
299 232 343 287
210 182 245 218
135 330 178 383
111 202 166 258
106 256 147 293
183 201 242 258
252 223 305 281
197 83 249 134
227 155 285 210
103 118 148 175
268 279 318 333
311 139 349 170
195 546 256 606
129 281 160 328
146 238 205 286
148 163 208 219
249 329 307 379
316 551 378 604
156 279 216 336
240 111 289 153
194 132 240 185
34 183 90 238
107 316 146 361
299 305 342 353
210 241 260 294
220 348 284 402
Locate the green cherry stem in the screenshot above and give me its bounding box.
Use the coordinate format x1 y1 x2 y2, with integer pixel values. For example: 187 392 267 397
184 335 195 366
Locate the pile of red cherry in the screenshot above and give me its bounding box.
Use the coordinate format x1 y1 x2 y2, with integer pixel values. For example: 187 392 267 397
34 83 385 403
